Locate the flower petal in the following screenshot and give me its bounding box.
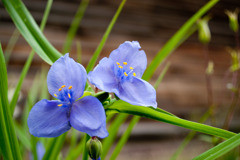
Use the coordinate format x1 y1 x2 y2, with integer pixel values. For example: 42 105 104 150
27 99 71 137
70 96 108 138
88 57 119 93
109 41 147 77
117 77 157 108
47 53 87 101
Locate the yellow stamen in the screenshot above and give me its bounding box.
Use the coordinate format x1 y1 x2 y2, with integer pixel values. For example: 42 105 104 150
58 88 62 91
58 104 63 107
116 62 120 65
68 93 71 98
61 85 66 88
118 65 123 69
130 67 134 70
54 94 57 97
133 72 136 76
124 72 128 76
68 86 72 90
123 62 127 65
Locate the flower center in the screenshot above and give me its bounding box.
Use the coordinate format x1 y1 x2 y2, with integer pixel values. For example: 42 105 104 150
54 85 73 106
115 61 136 81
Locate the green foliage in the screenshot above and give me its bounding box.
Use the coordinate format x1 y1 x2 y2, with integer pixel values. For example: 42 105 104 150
193 133 240 160
105 100 236 139
2 0 240 159
86 0 127 72
142 0 219 81
2 0 62 64
0 44 22 160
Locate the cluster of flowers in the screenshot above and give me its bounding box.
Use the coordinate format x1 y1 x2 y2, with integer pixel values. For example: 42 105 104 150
28 41 157 140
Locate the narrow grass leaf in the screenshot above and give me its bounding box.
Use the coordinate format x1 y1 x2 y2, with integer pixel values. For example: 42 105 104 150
142 0 219 81
193 133 240 160
170 106 212 160
4 28 20 64
101 114 128 159
62 0 89 53
154 62 171 89
0 44 22 159
9 0 53 114
105 100 236 140
2 0 62 64
110 116 140 160
42 133 67 160
82 134 90 160
66 133 86 160
86 0 127 72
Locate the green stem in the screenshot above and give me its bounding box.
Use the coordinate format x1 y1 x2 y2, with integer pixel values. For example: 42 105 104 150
82 134 90 160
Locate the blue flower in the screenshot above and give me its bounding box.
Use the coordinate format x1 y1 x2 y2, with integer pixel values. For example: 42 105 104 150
27 54 108 138
30 142 45 160
88 41 157 108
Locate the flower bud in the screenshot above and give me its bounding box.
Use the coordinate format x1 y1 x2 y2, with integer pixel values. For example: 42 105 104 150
86 137 102 160
206 61 214 75
197 18 211 44
225 9 239 33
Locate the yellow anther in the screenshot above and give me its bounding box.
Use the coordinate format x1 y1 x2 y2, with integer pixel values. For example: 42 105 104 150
58 88 62 91
68 86 72 90
58 104 63 107
133 72 136 76
116 62 120 65
118 65 123 69
61 85 66 88
54 94 57 97
68 93 71 98
124 72 128 76
123 62 127 65
130 67 134 70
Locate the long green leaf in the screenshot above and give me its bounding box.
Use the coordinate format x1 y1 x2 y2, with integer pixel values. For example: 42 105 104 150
101 114 128 159
110 116 140 160
86 0 127 72
82 134 90 160
65 133 86 160
0 44 22 159
170 106 213 160
193 133 240 160
42 133 67 160
4 29 20 64
0 45 13 159
2 0 62 64
62 0 89 53
105 100 236 140
142 0 219 81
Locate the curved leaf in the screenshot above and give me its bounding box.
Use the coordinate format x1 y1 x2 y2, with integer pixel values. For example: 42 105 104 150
105 100 236 140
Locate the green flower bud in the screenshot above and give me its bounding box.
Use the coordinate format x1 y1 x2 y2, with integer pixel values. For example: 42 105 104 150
227 48 240 72
197 18 211 44
86 137 102 160
225 9 239 33
206 61 214 75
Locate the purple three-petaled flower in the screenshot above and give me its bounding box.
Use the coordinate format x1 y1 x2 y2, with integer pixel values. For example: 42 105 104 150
28 54 108 138
88 41 157 108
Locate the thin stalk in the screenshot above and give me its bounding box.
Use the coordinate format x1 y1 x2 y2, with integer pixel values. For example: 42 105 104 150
82 134 90 160
62 0 89 53
86 0 127 72
222 30 240 130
